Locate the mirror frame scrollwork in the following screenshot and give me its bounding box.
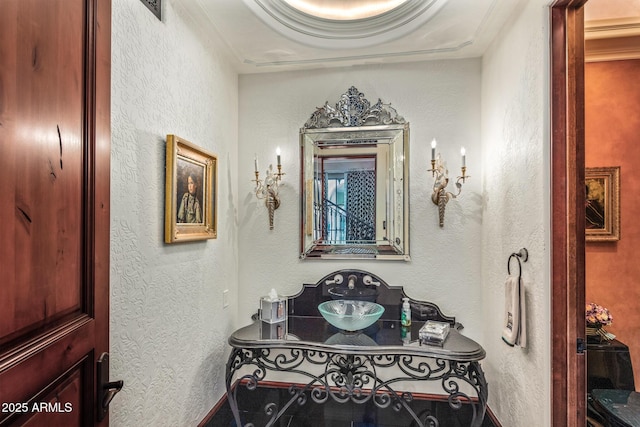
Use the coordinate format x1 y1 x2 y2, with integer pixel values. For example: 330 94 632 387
300 86 410 261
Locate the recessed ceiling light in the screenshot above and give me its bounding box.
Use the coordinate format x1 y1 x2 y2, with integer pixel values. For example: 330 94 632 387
282 0 409 21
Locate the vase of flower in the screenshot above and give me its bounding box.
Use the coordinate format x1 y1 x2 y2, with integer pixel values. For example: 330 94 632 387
585 303 615 343
586 322 603 342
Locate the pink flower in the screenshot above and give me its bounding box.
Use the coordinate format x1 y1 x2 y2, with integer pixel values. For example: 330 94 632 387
585 302 612 326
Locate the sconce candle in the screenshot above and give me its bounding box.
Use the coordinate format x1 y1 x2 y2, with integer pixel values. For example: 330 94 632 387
430 139 437 177
254 154 258 173
276 147 281 167
461 147 466 167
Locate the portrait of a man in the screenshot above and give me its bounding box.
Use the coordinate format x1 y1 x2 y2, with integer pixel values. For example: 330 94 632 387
585 166 620 242
585 179 605 230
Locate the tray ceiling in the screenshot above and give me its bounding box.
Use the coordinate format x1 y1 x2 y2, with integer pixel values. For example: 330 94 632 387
178 0 527 73
177 0 640 74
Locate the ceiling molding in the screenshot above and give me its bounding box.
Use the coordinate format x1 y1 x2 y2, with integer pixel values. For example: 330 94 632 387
243 40 474 68
585 18 640 62
244 0 448 48
585 35 640 62
585 17 640 39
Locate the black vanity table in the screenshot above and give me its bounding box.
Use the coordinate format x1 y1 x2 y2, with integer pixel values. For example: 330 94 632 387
225 270 488 427
587 338 635 394
586 338 638 427
591 389 640 427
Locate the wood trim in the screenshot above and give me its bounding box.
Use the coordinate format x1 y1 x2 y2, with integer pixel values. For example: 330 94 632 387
484 406 503 427
551 1 587 426
197 392 230 427
585 17 640 39
90 0 112 424
237 379 486 403
585 14 640 61
551 7 569 425
585 35 640 62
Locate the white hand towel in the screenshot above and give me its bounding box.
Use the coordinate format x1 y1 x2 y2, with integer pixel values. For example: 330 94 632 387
502 275 526 348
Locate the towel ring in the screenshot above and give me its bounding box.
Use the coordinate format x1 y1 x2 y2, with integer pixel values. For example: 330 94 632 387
508 248 529 279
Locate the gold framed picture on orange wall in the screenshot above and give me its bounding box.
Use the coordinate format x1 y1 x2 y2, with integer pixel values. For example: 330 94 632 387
585 166 620 242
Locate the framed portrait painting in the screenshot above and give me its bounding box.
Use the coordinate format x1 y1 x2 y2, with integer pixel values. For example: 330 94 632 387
585 166 620 242
164 135 217 243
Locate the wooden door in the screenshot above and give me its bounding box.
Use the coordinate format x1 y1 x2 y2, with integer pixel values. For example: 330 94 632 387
0 0 112 425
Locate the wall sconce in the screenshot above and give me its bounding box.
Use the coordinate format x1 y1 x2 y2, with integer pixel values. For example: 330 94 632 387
429 139 469 227
253 148 284 230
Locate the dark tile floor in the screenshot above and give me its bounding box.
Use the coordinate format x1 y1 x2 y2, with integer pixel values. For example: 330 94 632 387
207 386 496 427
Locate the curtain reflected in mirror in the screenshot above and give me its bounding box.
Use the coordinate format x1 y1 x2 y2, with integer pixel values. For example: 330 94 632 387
316 157 376 244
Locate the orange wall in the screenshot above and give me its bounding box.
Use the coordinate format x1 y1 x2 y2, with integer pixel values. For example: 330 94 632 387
586 59 640 390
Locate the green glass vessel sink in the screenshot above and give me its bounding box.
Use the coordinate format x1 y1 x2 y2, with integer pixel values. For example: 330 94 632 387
318 300 384 332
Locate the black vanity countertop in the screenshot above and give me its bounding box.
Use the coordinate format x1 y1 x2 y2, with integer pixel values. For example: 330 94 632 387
592 389 640 427
229 316 486 362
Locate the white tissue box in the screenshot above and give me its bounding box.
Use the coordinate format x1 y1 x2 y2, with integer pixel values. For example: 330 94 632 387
419 320 450 346
260 296 287 324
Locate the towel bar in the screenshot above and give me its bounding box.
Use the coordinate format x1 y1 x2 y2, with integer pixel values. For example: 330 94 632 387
508 248 529 279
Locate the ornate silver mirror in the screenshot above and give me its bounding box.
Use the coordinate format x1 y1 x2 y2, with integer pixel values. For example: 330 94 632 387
300 87 409 260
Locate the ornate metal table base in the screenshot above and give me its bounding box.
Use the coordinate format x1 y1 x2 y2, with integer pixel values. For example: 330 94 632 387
225 347 488 427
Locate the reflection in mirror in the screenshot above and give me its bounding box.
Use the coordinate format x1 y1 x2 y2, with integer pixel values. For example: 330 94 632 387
320 156 376 243
300 87 409 260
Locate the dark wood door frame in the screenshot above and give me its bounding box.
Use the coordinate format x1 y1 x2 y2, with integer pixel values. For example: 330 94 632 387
92 0 113 422
551 1 587 426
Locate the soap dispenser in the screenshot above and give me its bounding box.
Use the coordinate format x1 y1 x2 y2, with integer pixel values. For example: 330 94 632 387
401 298 411 327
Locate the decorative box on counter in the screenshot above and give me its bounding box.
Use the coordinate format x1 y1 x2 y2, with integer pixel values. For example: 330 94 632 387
260 289 287 324
419 320 450 346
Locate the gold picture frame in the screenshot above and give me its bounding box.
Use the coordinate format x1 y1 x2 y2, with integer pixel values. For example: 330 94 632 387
585 166 620 242
164 135 217 243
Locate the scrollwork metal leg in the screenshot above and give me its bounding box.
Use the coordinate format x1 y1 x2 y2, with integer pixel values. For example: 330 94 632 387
466 362 488 427
225 347 487 427
225 348 245 426
440 360 488 427
226 347 316 427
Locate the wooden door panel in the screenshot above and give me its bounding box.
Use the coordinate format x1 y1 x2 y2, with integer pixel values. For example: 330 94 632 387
2 0 85 341
0 319 93 406
0 0 111 425
0 0 19 342
10 355 89 427
21 366 85 427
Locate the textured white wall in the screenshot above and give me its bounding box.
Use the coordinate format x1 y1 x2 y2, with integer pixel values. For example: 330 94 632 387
480 0 551 425
238 61 485 344
110 0 238 425
106 0 554 424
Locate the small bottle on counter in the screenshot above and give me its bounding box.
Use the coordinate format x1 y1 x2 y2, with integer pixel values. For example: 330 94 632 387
401 297 411 327
401 325 411 345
